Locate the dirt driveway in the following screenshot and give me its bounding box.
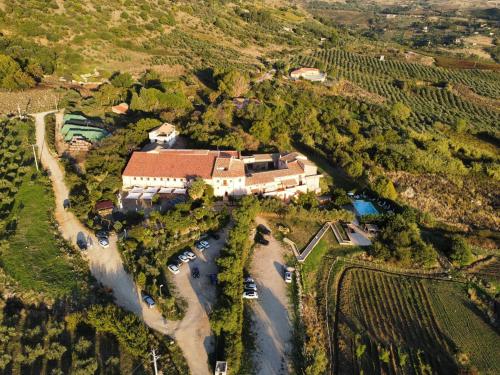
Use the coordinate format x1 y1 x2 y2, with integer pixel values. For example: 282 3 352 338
32 111 220 375
249 217 293 375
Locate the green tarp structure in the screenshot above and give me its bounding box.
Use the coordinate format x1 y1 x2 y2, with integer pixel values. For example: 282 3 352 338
63 114 87 123
61 113 109 143
61 124 109 142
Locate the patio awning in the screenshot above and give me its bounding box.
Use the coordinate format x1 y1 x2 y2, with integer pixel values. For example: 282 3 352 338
125 192 142 200
159 187 174 194
144 187 159 194
141 192 156 200
173 188 187 194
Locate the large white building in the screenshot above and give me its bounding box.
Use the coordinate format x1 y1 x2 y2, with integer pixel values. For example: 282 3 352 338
148 123 177 146
121 149 322 200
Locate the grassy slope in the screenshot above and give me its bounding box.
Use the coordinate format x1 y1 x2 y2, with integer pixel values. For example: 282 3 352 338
0 0 310 75
3 175 76 296
1 123 77 298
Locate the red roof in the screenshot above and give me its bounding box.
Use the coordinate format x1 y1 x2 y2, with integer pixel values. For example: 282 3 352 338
95 200 114 211
123 150 238 179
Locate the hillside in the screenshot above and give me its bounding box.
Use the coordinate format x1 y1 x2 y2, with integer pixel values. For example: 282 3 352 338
0 1 499 375
0 0 321 77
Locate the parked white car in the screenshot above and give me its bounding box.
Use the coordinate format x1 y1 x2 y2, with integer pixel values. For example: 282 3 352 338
242 290 258 299
168 264 180 274
284 271 293 283
244 277 254 283
98 237 109 248
244 283 257 291
178 254 189 263
184 250 197 260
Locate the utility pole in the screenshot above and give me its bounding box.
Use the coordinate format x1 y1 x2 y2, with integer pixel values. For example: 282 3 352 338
31 144 39 172
151 349 160 375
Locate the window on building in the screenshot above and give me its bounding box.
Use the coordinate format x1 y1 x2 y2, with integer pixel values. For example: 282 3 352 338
223 180 228 186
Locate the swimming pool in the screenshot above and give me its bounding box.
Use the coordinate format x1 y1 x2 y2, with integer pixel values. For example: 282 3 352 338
353 200 380 216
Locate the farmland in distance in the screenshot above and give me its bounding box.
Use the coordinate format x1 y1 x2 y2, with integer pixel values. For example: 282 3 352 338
334 268 500 374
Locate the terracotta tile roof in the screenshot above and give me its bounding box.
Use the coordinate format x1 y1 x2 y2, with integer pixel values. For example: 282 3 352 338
212 157 245 178
246 161 304 186
95 200 114 211
150 123 175 137
111 103 129 114
123 150 218 179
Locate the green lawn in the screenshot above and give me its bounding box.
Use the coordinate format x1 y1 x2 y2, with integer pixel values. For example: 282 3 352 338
2 174 77 297
268 216 322 250
301 230 338 290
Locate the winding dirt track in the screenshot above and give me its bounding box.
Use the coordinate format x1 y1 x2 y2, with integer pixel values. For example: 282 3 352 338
32 111 215 375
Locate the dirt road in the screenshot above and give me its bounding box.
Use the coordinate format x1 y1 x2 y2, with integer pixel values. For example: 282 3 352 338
32 111 219 375
249 217 293 375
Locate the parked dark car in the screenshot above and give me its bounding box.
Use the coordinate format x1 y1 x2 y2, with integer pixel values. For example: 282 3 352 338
209 274 218 285
142 294 155 309
77 238 88 251
209 231 220 240
255 233 269 246
257 224 271 235
192 267 200 279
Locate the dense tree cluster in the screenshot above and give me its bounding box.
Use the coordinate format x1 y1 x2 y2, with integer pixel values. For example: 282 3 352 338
372 212 436 266
0 54 36 90
211 196 260 373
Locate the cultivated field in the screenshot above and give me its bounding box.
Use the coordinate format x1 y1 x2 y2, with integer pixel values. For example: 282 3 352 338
333 267 500 374
293 49 500 132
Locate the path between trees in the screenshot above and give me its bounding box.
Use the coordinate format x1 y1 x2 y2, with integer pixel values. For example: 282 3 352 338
249 217 293 374
32 111 215 375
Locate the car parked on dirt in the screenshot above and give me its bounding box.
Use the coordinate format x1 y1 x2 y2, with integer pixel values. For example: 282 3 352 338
98 237 109 248
178 253 189 263
244 282 257 291
242 290 258 299
284 271 293 283
168 264 180 274
77 238 88 251
195 240 210 251
184 250 197 260
257 224 271 235
143 295 155 308
255 233 269 246
192 267 200 278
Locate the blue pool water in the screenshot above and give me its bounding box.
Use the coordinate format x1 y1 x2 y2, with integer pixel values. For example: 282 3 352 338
353 200 380 216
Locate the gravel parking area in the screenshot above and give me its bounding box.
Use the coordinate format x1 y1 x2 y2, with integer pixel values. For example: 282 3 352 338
249 217 293 375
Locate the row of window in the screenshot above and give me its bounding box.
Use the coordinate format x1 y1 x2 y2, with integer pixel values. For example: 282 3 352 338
132 177 185 182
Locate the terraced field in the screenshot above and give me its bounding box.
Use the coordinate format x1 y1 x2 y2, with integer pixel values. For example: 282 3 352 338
293 49 500 132
334 268 500 374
